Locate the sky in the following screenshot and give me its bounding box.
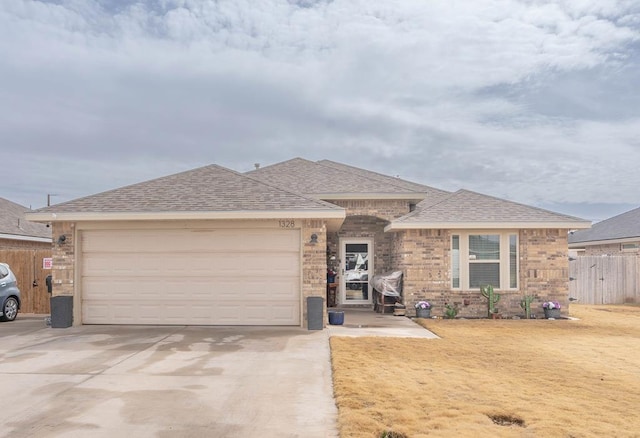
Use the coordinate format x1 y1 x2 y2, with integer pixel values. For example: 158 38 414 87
1 0 639 222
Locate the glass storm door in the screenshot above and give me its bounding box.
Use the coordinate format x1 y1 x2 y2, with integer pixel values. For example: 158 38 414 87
340 239 373 304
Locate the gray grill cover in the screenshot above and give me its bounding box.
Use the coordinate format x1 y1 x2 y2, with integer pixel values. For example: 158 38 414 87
371 271 403 297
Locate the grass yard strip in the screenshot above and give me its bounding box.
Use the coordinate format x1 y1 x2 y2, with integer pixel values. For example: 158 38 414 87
330 305 640 438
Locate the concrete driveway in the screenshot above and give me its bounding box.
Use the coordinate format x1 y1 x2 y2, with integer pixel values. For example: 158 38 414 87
0 316 338 438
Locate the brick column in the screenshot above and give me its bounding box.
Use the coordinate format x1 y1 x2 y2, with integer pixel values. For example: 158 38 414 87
302 220 327 327
50 222 75 327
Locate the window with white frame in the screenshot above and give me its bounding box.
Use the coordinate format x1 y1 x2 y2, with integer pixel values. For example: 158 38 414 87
451 232 518 290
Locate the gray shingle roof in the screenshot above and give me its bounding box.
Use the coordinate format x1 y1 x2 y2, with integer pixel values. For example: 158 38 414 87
390 189 589 228
33 165 343 214
0 197 52 239
317 159 450 197
569 206 640 244
25 159 588 231
248 158 449 200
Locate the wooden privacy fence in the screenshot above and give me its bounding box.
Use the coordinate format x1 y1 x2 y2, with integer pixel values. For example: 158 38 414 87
0 249 52 314
569 256 640 304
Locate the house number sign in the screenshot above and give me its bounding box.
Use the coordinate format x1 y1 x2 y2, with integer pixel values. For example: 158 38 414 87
279 219 295 228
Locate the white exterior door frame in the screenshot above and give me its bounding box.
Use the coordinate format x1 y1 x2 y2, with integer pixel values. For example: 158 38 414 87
339 237 374 305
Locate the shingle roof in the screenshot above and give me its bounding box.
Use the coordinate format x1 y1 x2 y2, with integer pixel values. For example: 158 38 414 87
33 165 343 214
0 197 52 240
569 206 640 244
24 159 588 231
248 158 447 199
389 189 589 229
316 159 450 197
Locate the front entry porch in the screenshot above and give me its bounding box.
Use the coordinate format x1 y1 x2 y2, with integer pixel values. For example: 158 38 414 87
325 307 438 338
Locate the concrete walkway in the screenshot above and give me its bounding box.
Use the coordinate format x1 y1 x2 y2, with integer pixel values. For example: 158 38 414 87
326 308 440 339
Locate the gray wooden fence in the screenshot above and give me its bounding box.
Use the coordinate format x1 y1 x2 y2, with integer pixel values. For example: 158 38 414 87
569 256 640 304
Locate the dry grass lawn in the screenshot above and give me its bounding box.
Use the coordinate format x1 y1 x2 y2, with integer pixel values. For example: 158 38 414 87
330 305 640 437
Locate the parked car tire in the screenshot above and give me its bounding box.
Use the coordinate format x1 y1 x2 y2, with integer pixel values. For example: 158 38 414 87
1 297 19 322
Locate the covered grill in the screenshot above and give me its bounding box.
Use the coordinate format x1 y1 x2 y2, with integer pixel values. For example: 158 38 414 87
371 271 403 313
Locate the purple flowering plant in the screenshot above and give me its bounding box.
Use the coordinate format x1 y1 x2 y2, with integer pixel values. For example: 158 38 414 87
542 301 561 309
415 301 431 309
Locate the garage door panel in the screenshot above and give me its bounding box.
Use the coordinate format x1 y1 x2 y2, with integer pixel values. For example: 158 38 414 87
83 300 299 325
83 229 300 253
213 278 299 300
83 252 299 278
168 253 299 276
83 254 169 277
81 228 301 325
82 279 172 299
246 303 299 324
83 277 299 301
83 303 108 321
83 253 201 277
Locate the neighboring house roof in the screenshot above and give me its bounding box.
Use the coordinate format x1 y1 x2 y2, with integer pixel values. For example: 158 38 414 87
387 189 591 230
248 158 448 201
26 165 345 223
569 206 640 246
0 197 52 242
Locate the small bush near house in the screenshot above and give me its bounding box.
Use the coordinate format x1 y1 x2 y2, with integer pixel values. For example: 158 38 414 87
443 302 459 319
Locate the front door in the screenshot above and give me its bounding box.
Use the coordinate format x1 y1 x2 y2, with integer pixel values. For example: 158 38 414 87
340 239 373 305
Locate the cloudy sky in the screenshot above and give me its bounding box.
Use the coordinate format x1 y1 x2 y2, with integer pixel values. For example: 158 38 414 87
1 0 639 222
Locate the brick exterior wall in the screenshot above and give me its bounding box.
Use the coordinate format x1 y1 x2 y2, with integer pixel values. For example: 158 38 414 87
327 199 413 222
51 222 75 298
519 229 570 316
326 199 412 276
328 216 393 274
391 228 571 318
391 229 453 313
301 220 328 326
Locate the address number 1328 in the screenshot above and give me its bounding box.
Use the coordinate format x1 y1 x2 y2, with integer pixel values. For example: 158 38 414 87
279 220 295 228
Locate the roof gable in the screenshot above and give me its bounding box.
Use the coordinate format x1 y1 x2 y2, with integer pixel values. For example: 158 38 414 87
316 159 450 196
569 206 640 244
388 189 590 230
248 158 448 201
28 165 344 221
0 197 52 240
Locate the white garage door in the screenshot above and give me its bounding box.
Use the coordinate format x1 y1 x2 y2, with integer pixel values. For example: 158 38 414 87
81 227 301 325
